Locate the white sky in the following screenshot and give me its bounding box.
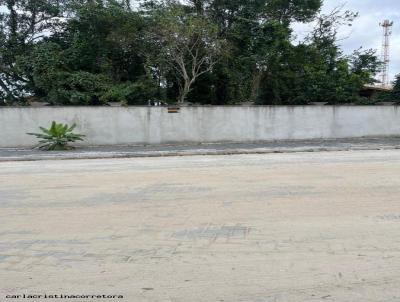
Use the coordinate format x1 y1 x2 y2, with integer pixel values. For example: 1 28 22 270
294 0 400 82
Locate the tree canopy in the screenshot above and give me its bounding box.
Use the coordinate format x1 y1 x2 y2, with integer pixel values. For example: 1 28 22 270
0 0 384 106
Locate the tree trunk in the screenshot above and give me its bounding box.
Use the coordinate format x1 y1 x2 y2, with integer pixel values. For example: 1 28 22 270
250 69 263 102
178 80 191 104
7 1 18 51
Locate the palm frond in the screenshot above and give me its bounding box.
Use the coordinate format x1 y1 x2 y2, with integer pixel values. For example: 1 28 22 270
27 121 85 151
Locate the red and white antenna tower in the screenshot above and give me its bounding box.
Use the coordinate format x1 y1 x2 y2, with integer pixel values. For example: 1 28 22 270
380 20 393 88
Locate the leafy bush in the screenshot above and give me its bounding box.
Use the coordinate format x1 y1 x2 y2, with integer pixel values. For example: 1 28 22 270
100 78 158 105
27 121 85 150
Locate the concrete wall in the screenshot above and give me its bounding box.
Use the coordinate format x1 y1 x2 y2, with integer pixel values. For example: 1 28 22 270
1 106 400 147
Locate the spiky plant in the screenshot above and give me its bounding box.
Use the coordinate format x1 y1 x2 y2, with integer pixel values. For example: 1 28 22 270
27 121 85 150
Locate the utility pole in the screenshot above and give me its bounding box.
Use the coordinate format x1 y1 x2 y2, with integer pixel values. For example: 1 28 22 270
380 20 393 88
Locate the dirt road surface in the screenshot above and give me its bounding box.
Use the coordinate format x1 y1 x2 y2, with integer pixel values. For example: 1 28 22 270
1 150 400 301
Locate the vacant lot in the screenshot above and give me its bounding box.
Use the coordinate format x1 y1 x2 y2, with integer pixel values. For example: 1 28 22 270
1 150 400 301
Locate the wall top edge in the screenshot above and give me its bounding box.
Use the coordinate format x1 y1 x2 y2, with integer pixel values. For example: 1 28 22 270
0 105 398 109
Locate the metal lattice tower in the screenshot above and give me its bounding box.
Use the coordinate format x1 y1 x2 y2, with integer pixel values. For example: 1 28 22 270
380 20 393 87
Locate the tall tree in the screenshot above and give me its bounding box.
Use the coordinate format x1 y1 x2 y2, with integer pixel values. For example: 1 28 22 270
0 0 383 106
17 0 156 105
149 2 223 103
201 0 322 104
0 0 67 104
257 6 380 104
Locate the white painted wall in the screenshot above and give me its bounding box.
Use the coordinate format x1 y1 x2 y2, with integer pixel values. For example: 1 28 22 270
1 106 400 147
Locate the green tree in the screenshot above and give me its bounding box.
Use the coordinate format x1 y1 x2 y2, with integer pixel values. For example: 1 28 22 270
391 74 400 101
254 6 381 105
17 0 156 105
148 1 223 103
0 0 384 106
0 0 68 104
199 0 322 104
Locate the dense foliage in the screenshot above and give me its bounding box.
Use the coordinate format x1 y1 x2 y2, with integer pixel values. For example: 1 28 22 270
0 0 384 105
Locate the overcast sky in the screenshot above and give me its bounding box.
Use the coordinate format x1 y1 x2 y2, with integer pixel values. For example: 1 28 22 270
295 0 400 82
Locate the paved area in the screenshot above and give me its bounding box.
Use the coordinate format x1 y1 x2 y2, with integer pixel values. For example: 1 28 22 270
1 136 400 161
1 150 400 301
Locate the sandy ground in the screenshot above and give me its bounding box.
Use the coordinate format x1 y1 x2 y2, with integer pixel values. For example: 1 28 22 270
1 150 400 301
